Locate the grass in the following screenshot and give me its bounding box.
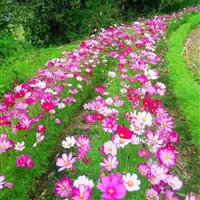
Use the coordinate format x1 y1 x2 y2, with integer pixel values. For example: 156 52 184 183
166 11 200 151
0 41 81 96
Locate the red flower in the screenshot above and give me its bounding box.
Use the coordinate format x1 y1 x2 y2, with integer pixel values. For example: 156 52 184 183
41 101 54 112
116 124 133 139
15 90 25 98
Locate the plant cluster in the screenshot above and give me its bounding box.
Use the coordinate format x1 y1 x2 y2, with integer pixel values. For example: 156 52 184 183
0 5 200 200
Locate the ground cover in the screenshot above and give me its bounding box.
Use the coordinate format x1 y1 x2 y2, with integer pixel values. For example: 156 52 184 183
166 11 200 151
0 5 200 200
0 41 80 96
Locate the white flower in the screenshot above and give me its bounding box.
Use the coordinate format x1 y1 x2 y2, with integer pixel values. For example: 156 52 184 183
76 76 83 81
122 173 141 191
77 84 83 90
113 135 130 148
104 140 117 156
15 141 25 151
73 175 94 188
36 81 46 89
62 136 76 149
105 97 113 105
108 71 116 78
57 103 65 109
99 107 112 116
66 74 74 78
137 111 153 126
120 88 127 94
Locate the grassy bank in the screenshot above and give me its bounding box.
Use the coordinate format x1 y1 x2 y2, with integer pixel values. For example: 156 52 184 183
166 11 200 151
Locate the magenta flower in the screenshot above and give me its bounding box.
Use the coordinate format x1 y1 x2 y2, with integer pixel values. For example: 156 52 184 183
54 177 72 198
71 184 92 200
56 152 76 172
41 101 54 112
157 147 177 167
15 154 34 168
97 173 126 199
15 154 27 167
101 116 118 133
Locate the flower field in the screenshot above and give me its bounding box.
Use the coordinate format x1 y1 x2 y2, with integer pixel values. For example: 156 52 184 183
0 5 200 200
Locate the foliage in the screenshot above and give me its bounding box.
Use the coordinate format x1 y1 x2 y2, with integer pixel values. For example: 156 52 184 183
1 0 200 48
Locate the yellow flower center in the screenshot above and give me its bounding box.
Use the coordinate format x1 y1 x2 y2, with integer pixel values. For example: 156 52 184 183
128 181 133 186
149 194 153 199
109 189 114 194
79 193 84 198
108 147 112 151
107 124 112 127
120 133 124 137
152 138 157 143
142 117 146 121
107 162 112 166
119 139 124 144
61 186 65 191
80 142 84 146
65 161 69 166
164 154 169 160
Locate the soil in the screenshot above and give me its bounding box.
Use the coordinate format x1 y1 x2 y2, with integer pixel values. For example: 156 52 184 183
183 24 200 85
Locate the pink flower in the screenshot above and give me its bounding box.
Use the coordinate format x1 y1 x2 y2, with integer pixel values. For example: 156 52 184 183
15 154 27 167
101 116 118 133
0 175 5 190
56 152 76 172
76 135 90 148
4 182 13 189
166 175 183 190
185 193 198 200
100 155 119 171
54 177 72 198
71 184 92 200
145 188 159 200
0 139 11 153
157 147 177 167
164 190 180 200
35 124 46 133
137 148 150 158
95 85 105 94
137 163 150 176
97 173 126 199
41 101 54 112
15 154 34 168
